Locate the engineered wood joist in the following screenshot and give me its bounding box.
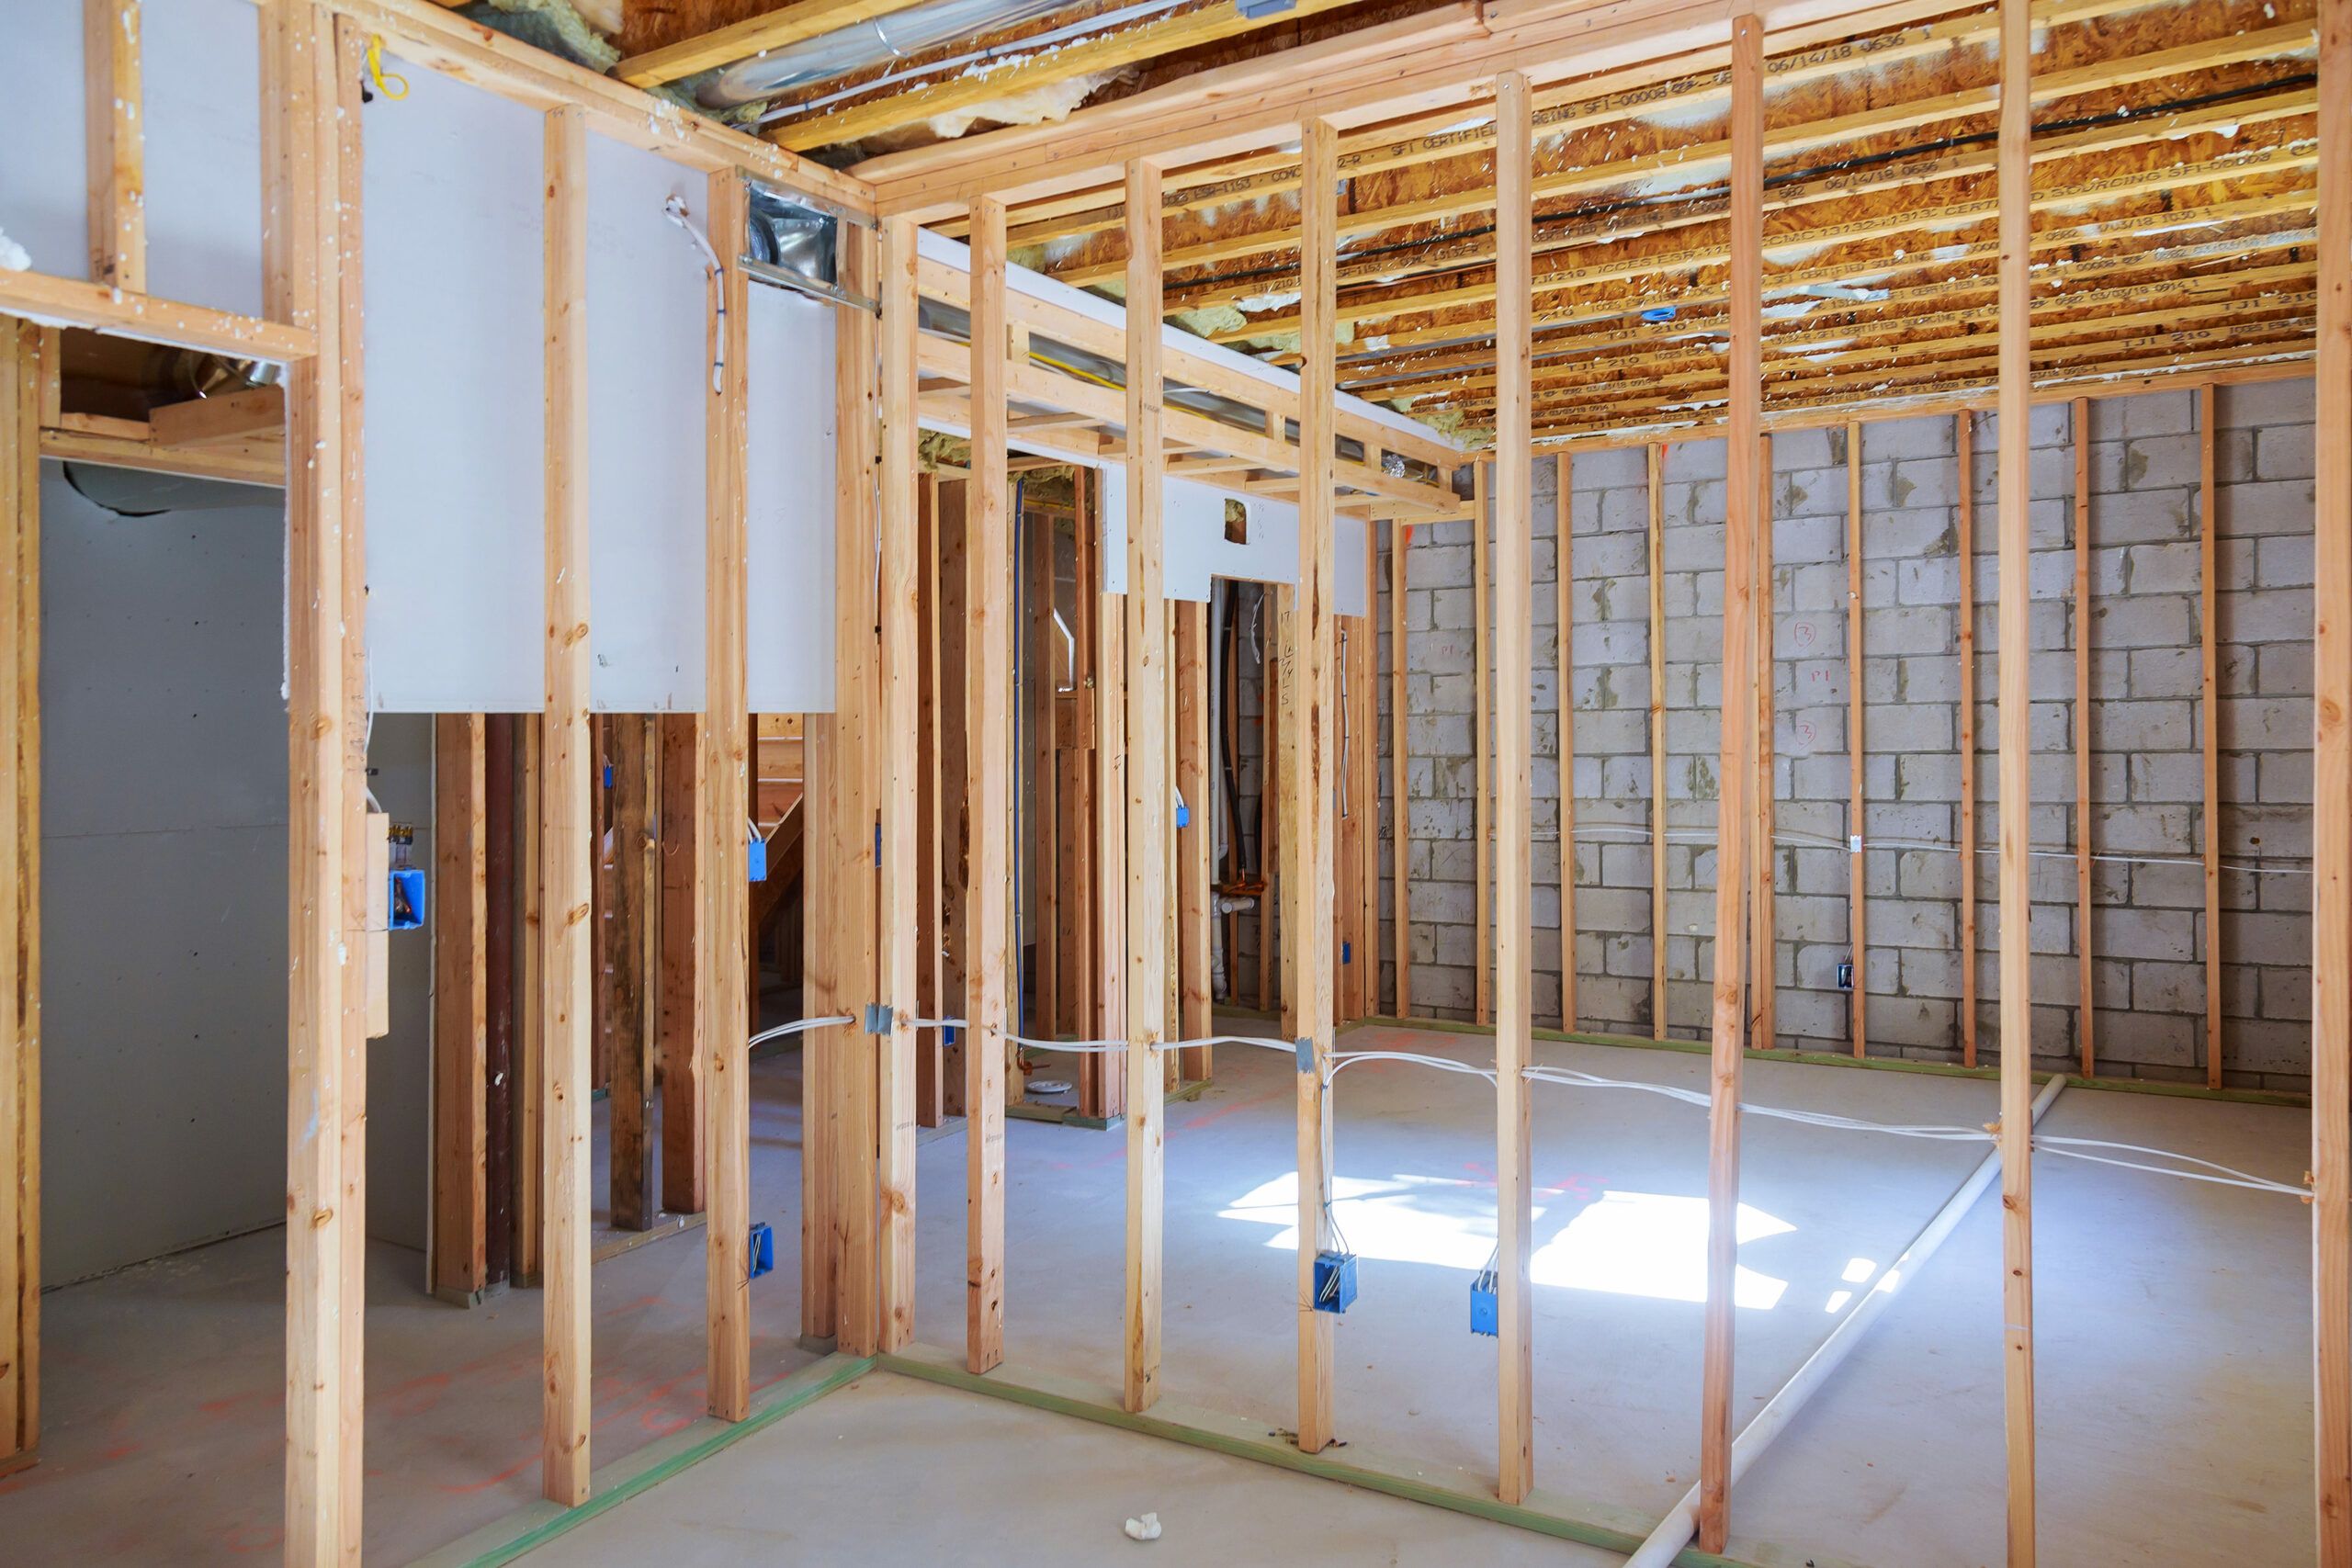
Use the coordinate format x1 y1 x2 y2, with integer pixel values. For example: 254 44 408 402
615 0 933 87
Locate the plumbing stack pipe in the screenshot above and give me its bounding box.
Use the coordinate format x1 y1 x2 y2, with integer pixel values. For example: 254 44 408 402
1622 1072 2068 1568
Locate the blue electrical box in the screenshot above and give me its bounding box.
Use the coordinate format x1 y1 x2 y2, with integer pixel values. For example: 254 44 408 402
1471 1261 1499 1337
748 1222 774 1280
1176 789 1190 829
748 836 768 883
389 868 425 931
1312 1249 1357 1314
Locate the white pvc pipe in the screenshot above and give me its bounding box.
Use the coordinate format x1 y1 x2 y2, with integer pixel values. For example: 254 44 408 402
1622 1073 2066 1568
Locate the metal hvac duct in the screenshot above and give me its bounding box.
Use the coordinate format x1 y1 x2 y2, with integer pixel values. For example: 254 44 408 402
62 464 281 517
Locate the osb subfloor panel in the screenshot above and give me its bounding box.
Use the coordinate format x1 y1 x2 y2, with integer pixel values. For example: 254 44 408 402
0 1020 2312 1565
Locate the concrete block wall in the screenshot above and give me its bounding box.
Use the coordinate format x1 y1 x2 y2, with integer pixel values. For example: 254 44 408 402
1370 377 2317 1091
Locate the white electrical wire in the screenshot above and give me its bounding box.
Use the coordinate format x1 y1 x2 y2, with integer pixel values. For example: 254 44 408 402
2035 1135 2310 1197
747 1014 855 1049
1329 1049 1498 1083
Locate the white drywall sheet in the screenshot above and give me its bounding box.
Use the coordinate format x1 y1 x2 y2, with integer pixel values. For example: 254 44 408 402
1094 468 1367 614
362 60 545 713
745 284 839 714
144 0 266 319
586 132 707 712
0 6 88 280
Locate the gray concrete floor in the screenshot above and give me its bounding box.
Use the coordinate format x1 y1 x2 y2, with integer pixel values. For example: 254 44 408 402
0 1020 2314 1565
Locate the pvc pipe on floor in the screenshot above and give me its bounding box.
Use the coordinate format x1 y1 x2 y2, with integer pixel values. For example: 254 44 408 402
1622 1072 2067 1568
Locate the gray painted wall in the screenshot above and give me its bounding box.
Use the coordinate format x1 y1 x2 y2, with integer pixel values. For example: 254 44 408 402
40 467 290 1282
39 468 435 1283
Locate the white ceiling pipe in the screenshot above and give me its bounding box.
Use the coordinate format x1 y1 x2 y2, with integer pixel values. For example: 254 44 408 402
1622 1071 2067 1568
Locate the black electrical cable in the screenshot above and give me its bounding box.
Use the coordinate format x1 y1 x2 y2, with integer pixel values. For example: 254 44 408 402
1175 71 2315 300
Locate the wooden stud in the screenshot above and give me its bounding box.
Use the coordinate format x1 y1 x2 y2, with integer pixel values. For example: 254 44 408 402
433 715 490 1296
1697 15 1762 1555
84 0 145 294
605 716 657 1234
1753 434 1776 1049
483 721 515 1288
967 196 1012 1376
1122 159 1170 1414
1091 498 1129 1121
270 8 362 1553
1259 587 1277 1015
366 812 390 1042
877 214 923 1355
1494 68 1536 1508
538 101 593 1507
1996 0 2041 1556
1847 423 1867 1057
1474 461 1492 1027
2075 399 2097 1079
1358 548 1381 1027
1178 602 1214 1077
515 723 544 1286
1557 455 1577 1033
1647 442 1668 1041
0 321 40 1468
1391 523 1413 1019
1960 411 1981 1068
2314 0 2352 1555
805 221 875 1345
658 713 705 1215
917 478 946 1125
1027 491 1057 1045
2199 382 2223 1090
1292 114 1340 1459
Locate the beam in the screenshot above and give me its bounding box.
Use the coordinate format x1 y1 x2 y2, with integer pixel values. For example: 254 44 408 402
538 101 593 1509
615 0 933 86
2200 381 2223 1091
967 196 1011 1377
2317 0 2352 1554
1391 524 1413 1019
1493 68 1536 1509
1647 442 1668 1042
1122 158 1170 1415
0 270 312 362
1847 423 1866 1057
1292 114 1340 1459
1959 412 1981 1067
271 7 361 1556
704 171 754 1418
877 214 923 1354
2075 400 2097 1079
433 715 490 1297
84 0 143 293
1996 0 2041 1555
1696 12 1762 1555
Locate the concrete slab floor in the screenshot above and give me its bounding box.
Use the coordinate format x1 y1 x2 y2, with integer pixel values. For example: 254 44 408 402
526 1370 1627 1568
0 1019 2315 1566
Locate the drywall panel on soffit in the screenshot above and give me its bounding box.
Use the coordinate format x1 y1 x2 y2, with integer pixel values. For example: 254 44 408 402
586 129 707 714
1092 467 1367 614
0 6 89 281
144 0 266 320
745 283 839 715
361 56 545 714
